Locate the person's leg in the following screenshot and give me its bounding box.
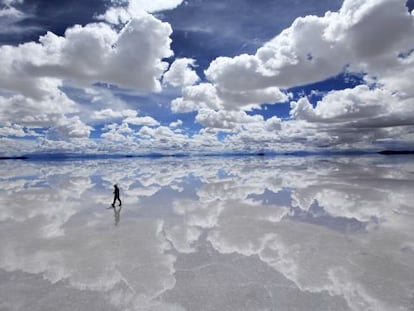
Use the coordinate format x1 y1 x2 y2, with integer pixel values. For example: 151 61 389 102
118 198 122 206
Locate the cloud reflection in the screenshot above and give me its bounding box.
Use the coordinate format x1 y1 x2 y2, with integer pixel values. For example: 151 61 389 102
0 156 413 310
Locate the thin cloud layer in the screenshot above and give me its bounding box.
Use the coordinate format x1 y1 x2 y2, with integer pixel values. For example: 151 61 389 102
99 0 185 24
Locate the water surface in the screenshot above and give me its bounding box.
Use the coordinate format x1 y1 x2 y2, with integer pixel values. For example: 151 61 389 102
0 155 414 310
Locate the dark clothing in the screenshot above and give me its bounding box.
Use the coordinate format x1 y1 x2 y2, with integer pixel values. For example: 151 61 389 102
112 185 121 207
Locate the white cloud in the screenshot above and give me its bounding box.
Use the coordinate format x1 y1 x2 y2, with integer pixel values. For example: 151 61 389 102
99 0 184 24
0 11 174 146
127 0 184 14
36 137 96 154
0 83 77 128
91 109 140 121
92 108 159 126
97 7 132 25
205 0 414 90
0 123 38 137
163 58 200 88
138 125 177 139
288 85 414 148
0 137 37 157
2 0 414 154
171 81 288 112
92 109 126 120
290 86 400 123
0 13 173 97
101 122 134 141
217 86 288 111
205 53 275 91
124 115 160 126
169 119 182 128
191 111 286 152
195 109 264 131
171 83 222 113
265 116 282 131
185 0 414 151
46 116 93 140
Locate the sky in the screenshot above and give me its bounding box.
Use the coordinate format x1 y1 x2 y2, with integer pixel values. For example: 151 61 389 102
0 0 414 156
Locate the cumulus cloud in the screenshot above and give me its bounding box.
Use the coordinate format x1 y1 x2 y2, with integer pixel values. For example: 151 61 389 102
32 15 172 92
0 83 77 128
205 0 414 90
0 123 38 137
171 83 222 113
2 0 414 154
0 10 174 150
195 109 264 131
46 116 93 140
91 108 137 121
169 119 183 128
172 82 288 112
192 109 286 152
101 122 134 142
0 12 173 109
169 0 414 126
92 108 160 126
178 0 414 151
163 58 200 88
124 115 160 126
137 125 188 148
290 85 414 126
95 122 199 154
288 85 414 148
0 137 37 156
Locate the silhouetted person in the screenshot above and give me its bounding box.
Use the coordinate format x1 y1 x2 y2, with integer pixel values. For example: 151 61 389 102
112 184 121 207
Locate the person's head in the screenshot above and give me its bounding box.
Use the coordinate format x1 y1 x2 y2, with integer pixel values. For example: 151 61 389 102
114 184 118 188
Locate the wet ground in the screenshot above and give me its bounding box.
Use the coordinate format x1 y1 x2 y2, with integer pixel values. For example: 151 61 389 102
0 155 413 310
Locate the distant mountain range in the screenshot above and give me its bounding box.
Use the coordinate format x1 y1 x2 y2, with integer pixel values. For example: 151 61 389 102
378 150 414 155
1 150 414 160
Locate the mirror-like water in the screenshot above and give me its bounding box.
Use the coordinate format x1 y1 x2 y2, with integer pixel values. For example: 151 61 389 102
0 155 413 311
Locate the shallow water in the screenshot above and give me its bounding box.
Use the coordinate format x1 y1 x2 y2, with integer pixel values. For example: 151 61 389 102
0 155 414 311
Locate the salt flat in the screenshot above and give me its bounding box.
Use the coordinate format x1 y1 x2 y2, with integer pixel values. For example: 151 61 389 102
0 155 413 311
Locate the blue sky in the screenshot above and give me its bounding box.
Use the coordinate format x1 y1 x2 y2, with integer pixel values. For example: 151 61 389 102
1 0 414 155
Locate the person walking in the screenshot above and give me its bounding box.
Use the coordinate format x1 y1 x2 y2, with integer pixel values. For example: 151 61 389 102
112 184 122 207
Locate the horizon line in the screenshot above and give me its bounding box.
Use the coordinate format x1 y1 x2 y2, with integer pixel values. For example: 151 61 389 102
1 149 414 161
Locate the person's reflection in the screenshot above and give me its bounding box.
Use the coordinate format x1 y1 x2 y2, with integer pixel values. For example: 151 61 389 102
108 205 122 226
